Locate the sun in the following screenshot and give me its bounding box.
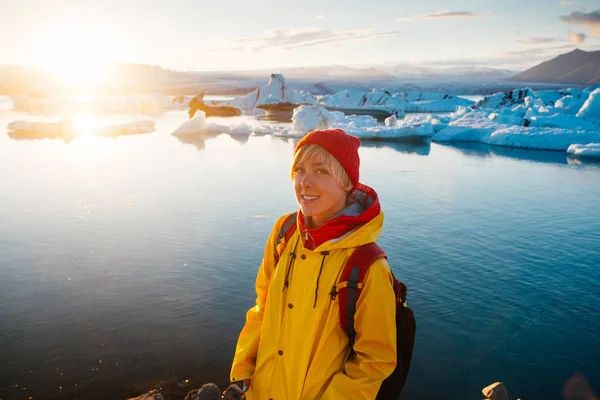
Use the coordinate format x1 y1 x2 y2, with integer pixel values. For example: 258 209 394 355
36 21 113 89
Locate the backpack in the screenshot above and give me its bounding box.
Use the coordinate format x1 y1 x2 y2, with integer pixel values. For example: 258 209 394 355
274 212 416 400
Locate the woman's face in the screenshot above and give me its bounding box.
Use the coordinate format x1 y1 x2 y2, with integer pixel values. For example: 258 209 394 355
293 155 349 228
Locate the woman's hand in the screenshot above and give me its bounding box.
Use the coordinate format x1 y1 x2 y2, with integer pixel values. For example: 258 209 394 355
243 379 252 392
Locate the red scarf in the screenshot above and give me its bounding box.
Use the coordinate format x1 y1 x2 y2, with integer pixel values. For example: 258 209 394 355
298 184 381 250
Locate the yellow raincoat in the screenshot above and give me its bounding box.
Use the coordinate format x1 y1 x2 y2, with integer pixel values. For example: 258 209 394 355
231 207 397 400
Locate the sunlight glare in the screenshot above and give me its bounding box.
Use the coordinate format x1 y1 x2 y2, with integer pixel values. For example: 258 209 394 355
72 114 98 137
38 22 113 89
71 136 113 164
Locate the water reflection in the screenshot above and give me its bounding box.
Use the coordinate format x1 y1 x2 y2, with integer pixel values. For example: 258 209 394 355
361 139 431 156
6 118 155 142
7 128 78 143
438 142 576 166
171 131 221 150
228 134 250 145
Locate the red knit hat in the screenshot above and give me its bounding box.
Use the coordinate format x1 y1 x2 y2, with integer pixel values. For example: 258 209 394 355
294 128 361 187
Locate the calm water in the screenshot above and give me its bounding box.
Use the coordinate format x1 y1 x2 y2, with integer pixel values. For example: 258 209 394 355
1 104 599 400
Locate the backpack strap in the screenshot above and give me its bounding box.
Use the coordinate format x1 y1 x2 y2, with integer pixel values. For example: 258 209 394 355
274 211 297 265
338 242 387 350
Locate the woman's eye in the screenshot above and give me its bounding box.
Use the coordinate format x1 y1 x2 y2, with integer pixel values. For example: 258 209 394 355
316 169 328 175
295 167 305 174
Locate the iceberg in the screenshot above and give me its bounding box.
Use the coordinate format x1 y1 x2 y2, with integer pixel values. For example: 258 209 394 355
402 98 474 113
433 111 600 151
224 74 316 112
528 114 600 131
170 111 276 137
339 115 433 141
171 111 229 136
473 88 534 109
284 105 434 140
319 89 473 115
393 91 462 102
567 143 600 159
555 95 588 115
320 89 402 109
291 106 340 134
576 89 600 122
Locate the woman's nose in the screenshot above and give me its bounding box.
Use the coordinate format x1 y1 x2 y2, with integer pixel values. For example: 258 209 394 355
301 173 314 187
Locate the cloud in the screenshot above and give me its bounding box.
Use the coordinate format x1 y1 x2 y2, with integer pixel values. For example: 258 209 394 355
559 0 577 5
317 14 324 19
397 10 491 21
211 28 403 52
560 9 600 37
568 30 587 44
516 37 558 44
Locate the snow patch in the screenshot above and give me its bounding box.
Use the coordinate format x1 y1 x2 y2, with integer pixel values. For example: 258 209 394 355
576 89 600 122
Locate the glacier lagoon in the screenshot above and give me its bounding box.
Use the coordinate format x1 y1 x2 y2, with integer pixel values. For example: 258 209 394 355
1 105 599 400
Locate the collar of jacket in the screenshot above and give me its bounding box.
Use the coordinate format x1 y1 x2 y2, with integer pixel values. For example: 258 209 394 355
298 183 381 251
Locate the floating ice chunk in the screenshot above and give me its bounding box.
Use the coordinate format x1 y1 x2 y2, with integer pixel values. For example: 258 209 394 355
333 114 434 140
7 119 75 136
171 112 208 135
524 96 544 108
320 89 472 114
171 112 262 138
555 95 587 115
567 143 600 158
474 88 534 109
224 74 316 111
403 98 473 113
252 125 284 136
291 105 336 133
394 91 460 102
534 90 565 106
433 110 600 151
576 89 600 121
488 112 524 126
528 114 600 131
385 114 398 127
171 111 227 136
321 89 401 109
229 122 253 136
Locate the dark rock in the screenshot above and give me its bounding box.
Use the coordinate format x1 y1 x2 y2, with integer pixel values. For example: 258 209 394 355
563 373 598 400
222 384 244 400
128 389 166 400
184 383 222 400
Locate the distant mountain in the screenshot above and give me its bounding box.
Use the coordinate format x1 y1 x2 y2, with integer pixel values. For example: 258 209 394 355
276 65 393 79
511 49 600 85
0 63 196 95
387 64 515 79
212 64 515 80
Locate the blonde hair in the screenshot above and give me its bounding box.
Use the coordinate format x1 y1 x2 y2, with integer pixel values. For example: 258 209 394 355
291 144 352 190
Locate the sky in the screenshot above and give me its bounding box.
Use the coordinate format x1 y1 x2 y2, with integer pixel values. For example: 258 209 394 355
1 0 599 72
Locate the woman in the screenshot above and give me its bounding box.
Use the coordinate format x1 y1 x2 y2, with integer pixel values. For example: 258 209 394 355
230 128 397 400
